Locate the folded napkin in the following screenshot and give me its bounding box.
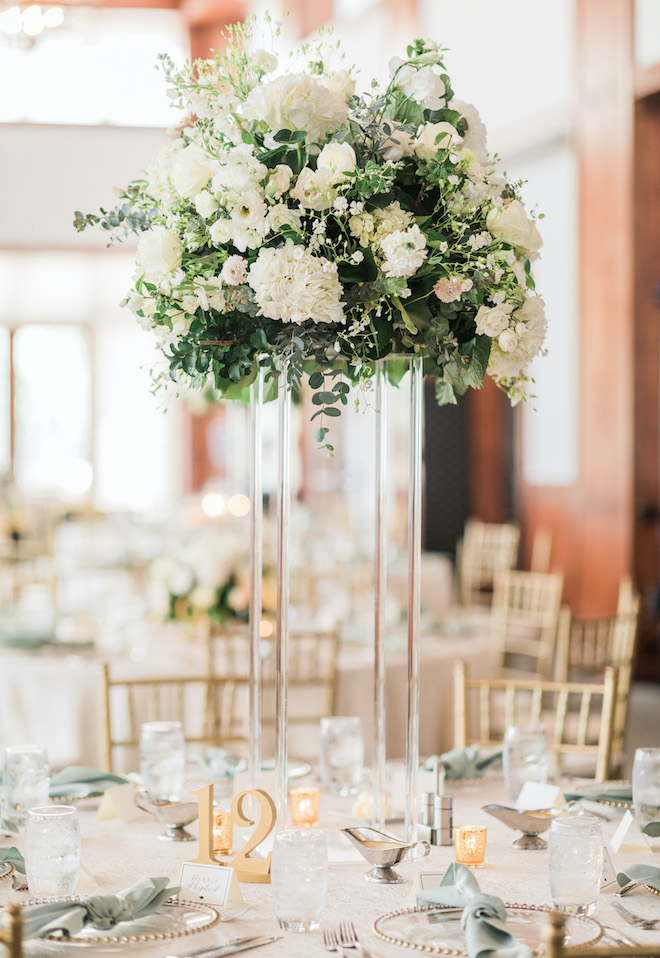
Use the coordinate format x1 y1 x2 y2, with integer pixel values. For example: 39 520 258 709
617 863 660 892
416 862 533 958
0 847 25 875
188 749 245 782
563 785 632 804
49 766 128 799
22 876 179 940
425 747 502 781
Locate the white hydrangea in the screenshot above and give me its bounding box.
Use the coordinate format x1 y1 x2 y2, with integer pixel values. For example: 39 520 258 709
249 239 345 325
380 224 428 278
242 73 350 144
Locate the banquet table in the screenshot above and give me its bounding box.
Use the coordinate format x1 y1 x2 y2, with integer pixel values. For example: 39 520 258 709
2 777 658 957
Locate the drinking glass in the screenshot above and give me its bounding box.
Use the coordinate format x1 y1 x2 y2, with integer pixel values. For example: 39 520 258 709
139 721 186 802
271 828 328 932
549 813 602 915
25 805 81 897
632 747 660 852
319 716 364 796
3 745 51 825
502 725 548 803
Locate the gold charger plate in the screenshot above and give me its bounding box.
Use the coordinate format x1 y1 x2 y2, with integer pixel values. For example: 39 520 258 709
373 903 603 955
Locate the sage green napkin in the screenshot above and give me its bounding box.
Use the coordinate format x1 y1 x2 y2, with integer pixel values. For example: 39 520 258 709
0 847 25 875
563 785 632 804
617 863 660 892
22 876 179 940
49 766 128 799
416 862 533 958
425 747 502 781
188 749 245 782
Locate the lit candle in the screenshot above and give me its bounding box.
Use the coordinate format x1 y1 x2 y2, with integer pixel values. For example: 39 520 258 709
454 824 487 868
212 808 233 855
289 786 321 826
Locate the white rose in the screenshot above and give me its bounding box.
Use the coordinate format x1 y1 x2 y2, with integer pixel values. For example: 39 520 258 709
413 122 462 162
318 69 355 100
170 143 215 199
473 303 513 338
252 49 278 73
498 328 519 352
266 204 303 232
137 226 183 280
381 126 414 162
290 167 336 211
317 142 357 184
194 190 219 219
394 64 446 110
209 219 233 245
487 295 547 379
486 200 543 254
265 164 293 199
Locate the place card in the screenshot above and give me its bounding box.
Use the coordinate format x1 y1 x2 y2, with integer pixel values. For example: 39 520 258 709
96 782 150 823
411 871 445 903
601 845 618 889
609 810 634 854
178 862 244 908
515 781 564 811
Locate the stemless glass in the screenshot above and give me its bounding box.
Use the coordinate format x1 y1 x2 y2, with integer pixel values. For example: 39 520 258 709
632 747 660 852
3 745 51 825
549 813 602 915
25 805 81 897
139 721 186 802
502 725 549 803
271 828 328 932
318 716 364 796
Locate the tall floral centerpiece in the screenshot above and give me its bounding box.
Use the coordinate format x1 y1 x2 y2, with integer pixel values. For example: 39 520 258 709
76 15 546 833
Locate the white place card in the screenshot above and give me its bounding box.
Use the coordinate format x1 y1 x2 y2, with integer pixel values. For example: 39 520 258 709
609 809 634 854
96 782 150 823
601 845 618 888
178 862 244 908
411 871 445 903
515 781 564 811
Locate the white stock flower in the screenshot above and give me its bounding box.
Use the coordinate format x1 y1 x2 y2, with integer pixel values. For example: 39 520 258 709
265 164 293 199
170 143 216 199
487 295 547 379
380 224 428 278
266 204 303 232
290 167 337 211
391 61 446 110
473 302 513 337
252 49 278 73
380 126 414 162
242 73 349 144
194 190 219 218
486 200 543 254
249 239 344 325
451 99 489 165
317 142 357 184
413 122 463 162
137 226 183 280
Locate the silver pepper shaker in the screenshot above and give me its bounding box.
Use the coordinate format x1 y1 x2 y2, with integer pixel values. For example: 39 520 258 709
434 794 453 846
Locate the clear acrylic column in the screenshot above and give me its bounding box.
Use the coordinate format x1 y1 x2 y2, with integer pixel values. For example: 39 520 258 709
275 359 291 827
405 356 423 842
372 361 387 831
248 369 263 791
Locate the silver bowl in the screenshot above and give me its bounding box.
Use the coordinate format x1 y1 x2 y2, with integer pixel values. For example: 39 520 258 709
135 792 199 842
482 803 562 849
342 826 430 883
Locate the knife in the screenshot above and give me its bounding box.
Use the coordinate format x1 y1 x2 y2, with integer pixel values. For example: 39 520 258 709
171 935 282 958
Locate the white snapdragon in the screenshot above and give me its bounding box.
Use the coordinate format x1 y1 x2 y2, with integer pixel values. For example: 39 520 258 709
137 226 183 281
249 239 345 325
242 73 349 144
486 200 543 255
380 224 428 278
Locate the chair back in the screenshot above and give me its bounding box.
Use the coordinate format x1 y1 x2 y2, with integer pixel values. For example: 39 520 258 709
453 660 617 781
0 903 22 958
457 518 520 606
491 569 564 678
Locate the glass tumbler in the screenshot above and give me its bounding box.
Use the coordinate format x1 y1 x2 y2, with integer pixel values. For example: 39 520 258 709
25 805 81 897
3 745 51 825
319 716 364 796
632 747 660 852
139 721 186 802
271 828 328 932
502 725 549 803
549 813 603 915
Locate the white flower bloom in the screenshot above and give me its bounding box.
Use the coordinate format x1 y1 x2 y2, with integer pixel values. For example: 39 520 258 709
380 125 415 162
265 164 293 199
209 219 233 245
473 302 513 337
512 260 528 289
146 139 185 206
487 296 547 379
486 199 543 255
348 211 375 247
317 142 357 184
137 226 183 280
170 143 216 199
249 239 344 325
372 202 414 242
380 224 428 278
252 49 278 73
318 69 355 100
194 190 219 219
242 73 349 144
266 204 303 232
498 328 518 352
393 63 446 110
333 196 349 212
352 251 364 263
212 154 268 195
290 167 336 211
221 255 249 286
451 99 489 165
413 121 463 162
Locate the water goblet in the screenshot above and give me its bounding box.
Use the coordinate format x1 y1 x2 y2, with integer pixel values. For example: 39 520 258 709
502 725 548 803
549 813 602 916
271 828 328 932
25 805 81 897
319 716 364 796
139 721 186 802
3 745 51 825
632 747 660 852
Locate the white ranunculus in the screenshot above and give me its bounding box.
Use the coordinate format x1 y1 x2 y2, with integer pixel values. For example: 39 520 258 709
252 49 278 73
194 190 219 219
486 200 543 254
451 99 489 165
317 142 357 184
474 303 513 338
137 227 183 280
380 224 428 278
290 167 336 211
170 143 216 199
413 121 462 162
265 164 293 199
266 204 303 232
242 73 349 144
394 64 446 110
380 126 415 162
209 219 233 245
249 239 344 325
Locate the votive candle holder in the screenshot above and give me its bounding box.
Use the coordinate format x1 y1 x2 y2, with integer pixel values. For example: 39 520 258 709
454 824 487 868
212 808 233 855
289 786 321 827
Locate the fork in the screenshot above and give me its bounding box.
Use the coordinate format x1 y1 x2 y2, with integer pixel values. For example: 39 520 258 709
339 920 373 957
612 896 660 930
323 928 347 955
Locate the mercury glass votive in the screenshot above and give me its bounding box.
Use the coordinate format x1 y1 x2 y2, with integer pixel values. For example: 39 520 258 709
289 786 321 827
212 809 233 855
454 824 487 868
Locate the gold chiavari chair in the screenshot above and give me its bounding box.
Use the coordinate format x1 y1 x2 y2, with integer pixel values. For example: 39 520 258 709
544 911 660 958
456 518 520 607
0 904 22 958
491 569 564 678
100 664 250 774
453 660 617 782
